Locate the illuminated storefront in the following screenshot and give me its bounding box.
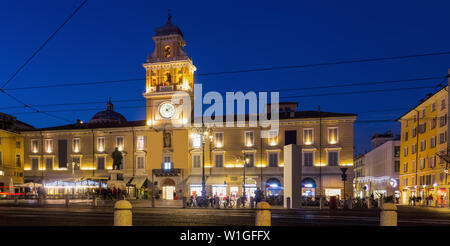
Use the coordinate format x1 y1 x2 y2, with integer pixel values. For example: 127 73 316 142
301 178 316 198
266 178 282 197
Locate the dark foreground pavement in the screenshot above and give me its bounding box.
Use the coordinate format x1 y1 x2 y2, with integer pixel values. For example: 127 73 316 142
0 205 450 226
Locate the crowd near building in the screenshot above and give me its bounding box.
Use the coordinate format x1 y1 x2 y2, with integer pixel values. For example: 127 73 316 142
0 17 357 202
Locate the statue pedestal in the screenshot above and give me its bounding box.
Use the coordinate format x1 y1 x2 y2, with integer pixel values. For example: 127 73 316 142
107 170 126 189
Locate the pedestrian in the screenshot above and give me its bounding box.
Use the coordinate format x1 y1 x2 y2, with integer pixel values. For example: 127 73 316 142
113 187 118 200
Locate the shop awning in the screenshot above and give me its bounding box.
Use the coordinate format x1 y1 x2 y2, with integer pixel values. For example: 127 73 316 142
131 177 148 189
124 177 133 185
206 176 226 185
186 176 202 185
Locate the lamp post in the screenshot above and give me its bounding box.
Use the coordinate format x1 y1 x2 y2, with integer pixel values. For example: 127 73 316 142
71 161 79 198
340 167 348 208
243 155 249 199
192 126 212 198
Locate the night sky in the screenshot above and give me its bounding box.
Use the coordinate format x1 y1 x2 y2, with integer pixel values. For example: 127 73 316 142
1 0 450 154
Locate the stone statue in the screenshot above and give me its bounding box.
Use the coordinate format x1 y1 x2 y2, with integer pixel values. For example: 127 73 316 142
163 130 172 148
111 147 123 170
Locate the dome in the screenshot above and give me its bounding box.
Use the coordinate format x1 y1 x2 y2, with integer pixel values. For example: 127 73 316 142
89 98 127 124
155 15 183 37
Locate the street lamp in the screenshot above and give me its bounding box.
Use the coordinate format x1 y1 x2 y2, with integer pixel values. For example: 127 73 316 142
340 167 348 208
243 155 249 199
192 126 212 198
72 161 80 198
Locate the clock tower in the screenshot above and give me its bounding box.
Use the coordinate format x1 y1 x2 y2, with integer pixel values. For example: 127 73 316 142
143 14 196 128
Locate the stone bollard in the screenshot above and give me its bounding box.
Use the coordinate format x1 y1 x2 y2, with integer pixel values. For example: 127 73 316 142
286 197 291 209
65 194 70 208
114 200 132 226
151 196 155 208
255 202 271 226
367 199 372 209
182 196 187 208
380 203 397 226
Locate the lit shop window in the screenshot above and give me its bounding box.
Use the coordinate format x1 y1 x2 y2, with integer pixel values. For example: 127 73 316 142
116 136 124 151
245 131 254 147
328 127 338 144
72 138 80 153
214 132 224 148
44 139 53 153
97 137 105 152
303 128 313 145
31 139 39 153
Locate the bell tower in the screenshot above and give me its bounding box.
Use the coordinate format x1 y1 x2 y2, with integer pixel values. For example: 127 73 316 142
143 14 196 128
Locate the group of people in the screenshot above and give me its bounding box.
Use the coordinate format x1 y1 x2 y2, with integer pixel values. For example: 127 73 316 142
98 187 128 200
409 194 434 206
186 188 266 208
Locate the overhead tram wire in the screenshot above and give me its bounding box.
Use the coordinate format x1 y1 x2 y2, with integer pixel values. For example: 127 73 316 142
1 0 88 89
3 75 446 92
0 74 445 110
195 51 450 76
0 0 89 123
5 83 444 116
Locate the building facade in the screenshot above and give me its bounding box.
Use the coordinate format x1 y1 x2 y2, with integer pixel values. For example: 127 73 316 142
399 86 450 206
354 133 400 199
21 17 357 201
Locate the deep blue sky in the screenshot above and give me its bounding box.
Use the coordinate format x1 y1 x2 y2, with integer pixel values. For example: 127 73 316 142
1 0 450 154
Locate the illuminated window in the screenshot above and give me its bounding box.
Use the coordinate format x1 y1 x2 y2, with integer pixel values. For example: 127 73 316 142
214 132 224 148
72 138 80 153
163 162 172 170
116 136 124 151
136 156 145 169
191 133 201 148
97 137 105 152
136 136 145 150
419 158 425 170
268 130 278 146
327 151 338 166
411 144 416 154
268 152 279 167
245 131 254 147
214 153 224 168
192 154 201 168
303 128 313 145
31 139 39 153
303 151 314 167
328 127 338 144
44 139 53 153
244 152 255 167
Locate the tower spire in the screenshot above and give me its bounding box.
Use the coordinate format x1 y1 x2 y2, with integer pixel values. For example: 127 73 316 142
167 9 172 24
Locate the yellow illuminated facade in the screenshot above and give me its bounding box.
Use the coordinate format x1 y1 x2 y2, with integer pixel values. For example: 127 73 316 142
0 129 24 189
20 17 356 200
399 86 449 206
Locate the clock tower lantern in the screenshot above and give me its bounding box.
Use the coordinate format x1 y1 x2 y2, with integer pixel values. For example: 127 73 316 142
143 14 196 128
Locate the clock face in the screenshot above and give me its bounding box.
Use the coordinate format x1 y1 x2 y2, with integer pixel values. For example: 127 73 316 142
159 102 175 119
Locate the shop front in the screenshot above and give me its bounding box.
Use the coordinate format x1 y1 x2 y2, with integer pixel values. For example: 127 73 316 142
301 178 316 198
265 178 282 197
44 179 105 199
161 178 176 200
